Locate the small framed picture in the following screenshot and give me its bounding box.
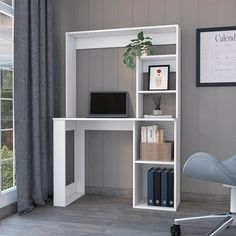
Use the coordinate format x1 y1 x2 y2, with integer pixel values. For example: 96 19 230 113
148 65 170 90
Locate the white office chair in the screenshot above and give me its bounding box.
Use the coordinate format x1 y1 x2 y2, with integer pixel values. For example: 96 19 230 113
171 152 236 236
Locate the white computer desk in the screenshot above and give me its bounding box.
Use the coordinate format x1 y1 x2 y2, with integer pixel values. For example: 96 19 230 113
53 118 137 207
53 117 178 209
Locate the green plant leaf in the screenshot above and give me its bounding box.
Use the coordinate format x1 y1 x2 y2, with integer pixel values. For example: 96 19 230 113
125 43 132 48
130 62 135 69
146 41 152 46
137 31 144 41
123 31 153 70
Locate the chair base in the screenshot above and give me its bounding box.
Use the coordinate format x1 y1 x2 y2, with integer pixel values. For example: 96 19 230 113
171 213 235 236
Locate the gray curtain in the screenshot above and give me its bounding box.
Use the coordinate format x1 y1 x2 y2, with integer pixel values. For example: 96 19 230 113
14 0 57 213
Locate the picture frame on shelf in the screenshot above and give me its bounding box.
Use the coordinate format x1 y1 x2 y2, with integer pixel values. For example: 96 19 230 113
148 65 170 90
196 26 236 87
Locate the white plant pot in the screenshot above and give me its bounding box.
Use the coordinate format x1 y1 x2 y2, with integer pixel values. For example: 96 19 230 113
153 109 163 115
142 49 149 56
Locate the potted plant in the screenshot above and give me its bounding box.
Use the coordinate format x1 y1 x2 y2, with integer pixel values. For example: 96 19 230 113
153 96 164 115
123 31 153 69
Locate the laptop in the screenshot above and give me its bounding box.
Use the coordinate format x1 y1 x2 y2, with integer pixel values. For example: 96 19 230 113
88 91 128 118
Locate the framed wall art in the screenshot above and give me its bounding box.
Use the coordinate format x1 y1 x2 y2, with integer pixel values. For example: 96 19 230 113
197 26 236 87
148 65 170 90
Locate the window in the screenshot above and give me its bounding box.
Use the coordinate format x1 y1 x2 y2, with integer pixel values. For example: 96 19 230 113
0 0 15 208
1 0 13 7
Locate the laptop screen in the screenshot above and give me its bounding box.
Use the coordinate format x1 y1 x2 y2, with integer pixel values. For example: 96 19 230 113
89 92 128 117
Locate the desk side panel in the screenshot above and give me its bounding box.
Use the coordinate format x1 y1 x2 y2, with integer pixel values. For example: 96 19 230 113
53 120 66 206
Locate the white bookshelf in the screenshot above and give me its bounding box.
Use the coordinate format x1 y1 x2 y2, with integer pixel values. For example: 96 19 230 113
54 25 181 211
134 25 181 211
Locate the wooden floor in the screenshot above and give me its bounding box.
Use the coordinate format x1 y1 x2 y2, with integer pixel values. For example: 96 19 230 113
0 195 235 236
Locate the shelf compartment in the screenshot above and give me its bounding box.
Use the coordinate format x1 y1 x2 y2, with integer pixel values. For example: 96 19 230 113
134 164 176 212
135 120 175 145
141 72 176 91
137 93 176 119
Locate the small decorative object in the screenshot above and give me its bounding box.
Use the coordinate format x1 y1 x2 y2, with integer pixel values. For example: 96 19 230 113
123 31 153 69
148 65 169 90
197 26 236 87
153 96 164 115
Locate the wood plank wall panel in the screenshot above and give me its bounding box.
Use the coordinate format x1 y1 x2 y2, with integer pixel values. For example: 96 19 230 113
88 0 104 30
215 0 235 194
76 51 89 117
164 0 181 24
103 131 119 188
103 0 118 29
148 0 165 25
180 0 199 193
87 131 104 187
103 49 118 90
133 0 149 27
56 0 77 116
118 0 133 28
58 0 236 196
118 132 133 189
197 0 218 195
74 0 89 31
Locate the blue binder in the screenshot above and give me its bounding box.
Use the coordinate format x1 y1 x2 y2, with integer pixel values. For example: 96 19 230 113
154 168 162 206
147 168 155 206
161 168 169 207
168 168 174 207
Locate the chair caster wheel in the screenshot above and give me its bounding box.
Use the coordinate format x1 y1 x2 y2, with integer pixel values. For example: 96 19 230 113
170 224 181 236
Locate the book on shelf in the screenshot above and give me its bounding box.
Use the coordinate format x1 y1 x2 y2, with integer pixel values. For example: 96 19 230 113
147 168 156 206
152 125 158 143
161 168 169 207
141 126 147 143
144 115 173 119
154 168 162 206
147 126 153 143
141 125 164 144
168 168 174 207
159 128 164 143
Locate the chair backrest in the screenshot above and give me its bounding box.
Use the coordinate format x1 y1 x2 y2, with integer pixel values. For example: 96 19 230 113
183 152 236 186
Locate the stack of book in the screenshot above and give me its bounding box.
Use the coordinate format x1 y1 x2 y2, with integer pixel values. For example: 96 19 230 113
141 125 164 143
147 167 174 207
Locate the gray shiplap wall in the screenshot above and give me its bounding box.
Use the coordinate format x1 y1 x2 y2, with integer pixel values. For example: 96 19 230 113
56 0 236 196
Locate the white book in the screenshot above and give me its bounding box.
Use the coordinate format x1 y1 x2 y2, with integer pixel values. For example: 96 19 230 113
152 125 158 143
156 127 160 143
141 126 147 143
147 126 153 143
159 128 164 143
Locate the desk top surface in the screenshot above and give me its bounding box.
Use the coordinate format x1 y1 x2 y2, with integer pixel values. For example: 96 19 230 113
53 117 176 122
